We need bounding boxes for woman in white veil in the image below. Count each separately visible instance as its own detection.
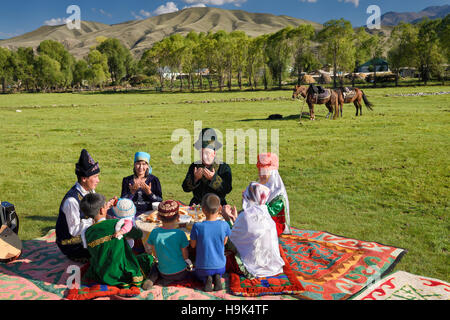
[257,153,291,236]
[223,182,284,278]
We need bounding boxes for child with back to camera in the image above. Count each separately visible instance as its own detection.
[190,193,231,292]
[143,200,193,289]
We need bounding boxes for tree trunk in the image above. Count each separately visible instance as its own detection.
[333,46,337,89]
[373,63,377,88]
[238,70,242,90]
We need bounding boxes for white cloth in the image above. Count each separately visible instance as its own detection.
[230,204,284,278]
[114,217,136,248]
[81,217,106,249]
[62,182,94,237]
[262,170,291,234]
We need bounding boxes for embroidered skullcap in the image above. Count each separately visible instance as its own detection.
[256,153,279,173]
[75,149,100,178]
[112,198,136,219]
[158,200,179,217]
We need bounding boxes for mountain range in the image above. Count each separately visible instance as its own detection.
[380,5,449,26]
[0,7,321,59]
[0,5,448,59]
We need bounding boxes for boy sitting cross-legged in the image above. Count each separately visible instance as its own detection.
[142,200,193,289]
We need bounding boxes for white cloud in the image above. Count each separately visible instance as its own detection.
[99,9,113,18]
[183,0,247,7]
[338,0,359,8]
[183,3,207,9]
[140,9,152,18]
[44,17,70,26]
[154,2,180,16]
[300,0,318,3]
[131,9,152,20]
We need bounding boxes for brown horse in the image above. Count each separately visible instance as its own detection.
[336,87,374,116]
[292,85,340,120]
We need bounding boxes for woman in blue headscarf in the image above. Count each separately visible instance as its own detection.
[121,152,163,216]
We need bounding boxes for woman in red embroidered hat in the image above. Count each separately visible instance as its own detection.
[256,153,291,236]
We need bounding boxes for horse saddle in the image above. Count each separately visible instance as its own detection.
[341,87,356,100]
[309,85,330,100]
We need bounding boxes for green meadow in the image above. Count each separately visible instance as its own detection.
[0,86,449,281]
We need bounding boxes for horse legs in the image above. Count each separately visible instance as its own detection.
[308,103,315,120]
[354,101,359,116]
[325,101,333,119]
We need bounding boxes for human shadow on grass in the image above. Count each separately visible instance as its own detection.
[239,113,324,122]
[26,215,57,237]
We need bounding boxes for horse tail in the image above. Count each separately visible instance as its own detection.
[362,91,374,110]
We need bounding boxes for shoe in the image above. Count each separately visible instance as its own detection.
[204,276,213,292]
[142,279,153,290]
[213,274,222,291]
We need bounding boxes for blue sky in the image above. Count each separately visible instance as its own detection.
[0,0,448,39]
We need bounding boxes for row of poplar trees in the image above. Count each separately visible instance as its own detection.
[0,16,448,93]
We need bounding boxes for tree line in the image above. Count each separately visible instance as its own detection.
[0,15,448,93]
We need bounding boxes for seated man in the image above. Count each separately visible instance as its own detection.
[56,149,106,262]
[182,128,232,206]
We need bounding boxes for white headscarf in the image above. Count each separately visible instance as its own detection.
[262,169,291,234]
[230,182,285,277]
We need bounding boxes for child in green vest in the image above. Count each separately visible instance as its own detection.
[79,193,153,288]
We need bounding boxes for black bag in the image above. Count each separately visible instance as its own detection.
[1,202,19,234]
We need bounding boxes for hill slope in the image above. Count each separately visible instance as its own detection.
[0,7,322,58]
[381,5,450,26]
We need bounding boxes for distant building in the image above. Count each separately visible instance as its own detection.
[358,58,390,73]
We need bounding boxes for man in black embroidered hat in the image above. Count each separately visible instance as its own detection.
[56,149,108,262]
[182,128,232,206]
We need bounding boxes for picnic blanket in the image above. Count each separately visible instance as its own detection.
[3,227,437,301]
[0,229,297,300]
[228,244,305,297]
[279,229,407,300]
[352,271,450,300]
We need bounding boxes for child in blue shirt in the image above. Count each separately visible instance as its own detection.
[190,193,231,292]
[143,200,193,289]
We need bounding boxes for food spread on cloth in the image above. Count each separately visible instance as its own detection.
[135,204,223,237]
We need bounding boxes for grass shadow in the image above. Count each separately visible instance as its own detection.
[26,216,57,236]
[239,113,326,122]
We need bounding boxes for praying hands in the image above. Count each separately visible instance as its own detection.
[194,167,216,182]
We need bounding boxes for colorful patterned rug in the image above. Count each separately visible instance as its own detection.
[0,229,297,300]
[228,245,305,297]
[351,271,450,300]
[279,229,407,300]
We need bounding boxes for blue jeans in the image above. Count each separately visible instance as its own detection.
[194,267,226,283]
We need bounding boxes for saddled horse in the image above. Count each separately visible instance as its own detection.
[292,85,340,120]
[336,87,374,116]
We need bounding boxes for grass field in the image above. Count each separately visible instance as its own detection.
[0,86,449,282]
